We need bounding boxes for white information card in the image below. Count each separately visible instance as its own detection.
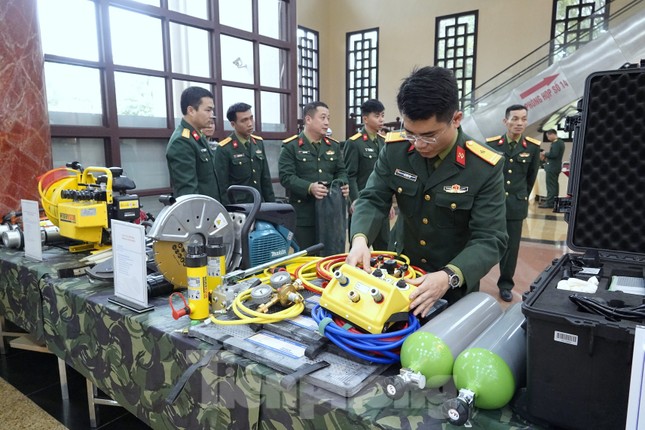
[21,199,42,261]
[109,220,152,312]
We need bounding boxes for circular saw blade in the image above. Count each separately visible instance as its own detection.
[148,194,236,289]
[152,241,189,288]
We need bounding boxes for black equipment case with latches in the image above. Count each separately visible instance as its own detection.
[521,64,645,430]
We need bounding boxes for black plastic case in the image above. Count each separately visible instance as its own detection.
[521,65,645,430]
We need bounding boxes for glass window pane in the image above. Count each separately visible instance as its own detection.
[169,0,208,19]
[44,63,103,126]
[222,86,254,131]
[51,138,105,168]
[130,0,159,6]
[115,72,167,128]
[110,7,163,71]
[259,0,287,40]
[221,35,254,84]
[260,45,287,89]
[170,23,210,77]
[171,80,213,128]
[120,139,169,189]
[37,0,98,61]
[219,0,252,32]
[260,91,287,132]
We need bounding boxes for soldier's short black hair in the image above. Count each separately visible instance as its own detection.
[180,87,214,115]
[226,102,252,122]
[303,101,329,119]
[505,104,528,118]
[546,128,558,135]
[361,99,385,116]
[397,66,458,123]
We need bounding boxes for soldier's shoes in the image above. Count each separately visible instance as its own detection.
[499,289,513,302]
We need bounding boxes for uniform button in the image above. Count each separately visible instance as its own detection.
[369,155,373,159]
[508,169,512,174]
[422,218,428,224]
[505,192,509,196]
[330,158,334,161]
[450,203,457,210]
[318,158,321,161]
[421,258,427,264]
[302,158,307,162]
[253,180,257,184]
[397,187,403,193]
[509,159,514,163]
[318,169,322,173]
[419,240,426,246]
[506,180,511,185]
[253,169,256,173]
[524,196,527,200]
[297,199,302,203]
[424,194,431,201]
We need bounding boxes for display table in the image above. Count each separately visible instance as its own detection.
[530,169,569,203]
[0,246,541,429]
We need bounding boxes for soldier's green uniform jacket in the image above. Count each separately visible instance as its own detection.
[343,128,385,203]
[351,128,508,296]
[214,131,276,205]
[278,132,348,228]
[543,137,565,174]
[486,134,541,220]
[166,119,221,201]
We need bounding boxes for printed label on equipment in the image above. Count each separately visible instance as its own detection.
[214,213,229,230]
[286,315,318,330]
[247,332,306,358]
[554,330,578,346]
[81,208,97,217]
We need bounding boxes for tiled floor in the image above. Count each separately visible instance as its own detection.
[0,200,569,429]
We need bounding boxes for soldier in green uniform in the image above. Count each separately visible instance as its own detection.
[214,102,276,204]
[279,101,349,249]
[347,67,508,317]
[539,129,566,208]
[166,87,221,201]
[486,104,541,302]
[343,99,393,251]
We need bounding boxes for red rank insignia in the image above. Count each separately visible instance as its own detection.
[407,143,415,152]
[233,140,238,149]
[497,139,504,146]
[363,134,368,141]
[251,137,257,145]
[522,139,527,148]
[324,137,331,145]
[192,130,200,141]
[298,138,304,147]
[456,146,466,166]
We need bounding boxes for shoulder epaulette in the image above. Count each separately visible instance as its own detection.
[486,135,502,143]
[349,132,362,141]
[466,140,502,166]
[525,136,541,146]
[282,135,298,144]
[385,131,407,143]
[219,136,232,147]
[181,128,190,139]
[327,136,339,143]
[251,134,263,141]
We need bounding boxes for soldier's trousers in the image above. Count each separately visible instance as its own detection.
[498,219,523,291]
[545,170,560,206]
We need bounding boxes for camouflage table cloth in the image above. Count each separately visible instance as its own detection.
[0,247,543,429]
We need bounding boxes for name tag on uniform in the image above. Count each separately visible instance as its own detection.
[395,169,417,182]
[233,153,245,159]
[519,152,531,157]
[326,150,335,155]
[200,148,207,153]
[255,149,262,155]
[364,148,375,153]
[297,150,310,155]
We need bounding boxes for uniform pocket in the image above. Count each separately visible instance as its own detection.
[432,192,474,229]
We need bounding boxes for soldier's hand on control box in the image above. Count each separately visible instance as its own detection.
[407,272,451,318]
[345,235,371,272]
[309,182,329,199]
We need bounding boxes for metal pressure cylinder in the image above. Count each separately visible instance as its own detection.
[399,292,503,388]
[206,236,227,311]
[185,244,209,320]
[444,302,526,425]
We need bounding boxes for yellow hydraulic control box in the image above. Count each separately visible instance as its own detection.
[320,263,416,334]
[57,201,108,244]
